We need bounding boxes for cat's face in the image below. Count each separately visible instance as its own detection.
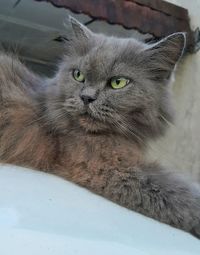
[47,17,185,143]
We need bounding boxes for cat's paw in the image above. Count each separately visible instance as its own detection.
[190,221,200,239]
[187,197,200,239]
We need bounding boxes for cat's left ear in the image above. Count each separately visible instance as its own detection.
[144,32,186,81]
[68,16,93,41]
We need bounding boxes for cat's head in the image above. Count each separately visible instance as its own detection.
[46,17,185,143]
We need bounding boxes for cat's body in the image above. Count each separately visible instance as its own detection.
[0,18,200,238]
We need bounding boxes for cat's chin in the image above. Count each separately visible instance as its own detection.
[78,115,110,133]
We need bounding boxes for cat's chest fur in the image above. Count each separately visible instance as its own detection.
[55,132,142,186]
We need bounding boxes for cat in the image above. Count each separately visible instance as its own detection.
[0,17,200,238]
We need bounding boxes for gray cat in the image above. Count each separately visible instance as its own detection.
[0,17,200,238]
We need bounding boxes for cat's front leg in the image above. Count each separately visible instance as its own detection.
[101,163,200,238]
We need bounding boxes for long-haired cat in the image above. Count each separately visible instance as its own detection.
[0,17,200,238]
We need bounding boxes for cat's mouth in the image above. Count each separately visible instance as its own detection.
[78,112,109,133]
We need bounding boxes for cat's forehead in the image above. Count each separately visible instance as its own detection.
[80,36,145,77]
[90,36,144,61]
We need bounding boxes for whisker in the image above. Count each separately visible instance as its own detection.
[110,111,144,144]
[159,114,174,128]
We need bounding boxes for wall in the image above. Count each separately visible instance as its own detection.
[147,0,200,181]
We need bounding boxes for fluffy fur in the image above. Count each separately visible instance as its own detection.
[0,17,200,238]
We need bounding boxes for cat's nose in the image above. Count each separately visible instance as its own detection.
[80,94,96,105]
[80,87,98,105]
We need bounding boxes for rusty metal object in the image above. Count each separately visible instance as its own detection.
[35,0,199,53]
[132,0,188,19]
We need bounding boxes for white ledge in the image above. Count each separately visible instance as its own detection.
[0,164,200,255]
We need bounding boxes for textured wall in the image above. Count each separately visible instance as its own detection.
[147,0,200,181]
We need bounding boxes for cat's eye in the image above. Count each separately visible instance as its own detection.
[73,69,85,82]
[110,77,130,89]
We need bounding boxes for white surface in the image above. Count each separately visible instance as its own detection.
[0,164,200,255]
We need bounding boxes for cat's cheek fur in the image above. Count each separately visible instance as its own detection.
[63,98,85,115]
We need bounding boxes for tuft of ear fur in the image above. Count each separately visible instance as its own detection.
[144,32,186,81]
[63,16,95,56]
[68,16,93,40]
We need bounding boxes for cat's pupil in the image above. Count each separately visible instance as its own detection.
[77,71,80,77]
[116,79,120,85]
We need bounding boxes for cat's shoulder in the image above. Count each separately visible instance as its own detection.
[0,52,46,96]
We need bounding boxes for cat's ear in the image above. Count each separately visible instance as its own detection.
[68,16,93,41]
[144,32,186,81]
[64,16,95,55]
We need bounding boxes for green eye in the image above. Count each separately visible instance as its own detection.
[73,69,85,82]
[110,77,130,89]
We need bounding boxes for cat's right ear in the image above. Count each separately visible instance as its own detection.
[64,16,94,55]
[66,16,93,41]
